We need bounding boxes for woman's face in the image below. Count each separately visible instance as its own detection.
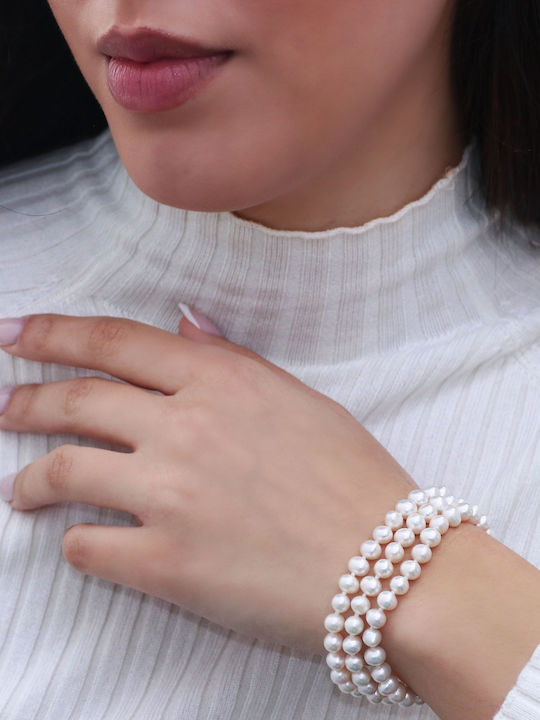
[47,0,455,218]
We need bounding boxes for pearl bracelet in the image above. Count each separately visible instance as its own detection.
[323,485,490,706]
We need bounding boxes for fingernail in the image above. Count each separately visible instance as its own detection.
[0,387,14,414]
[0,473,16,502]
[0,317,27,346]
[178,303,224,337]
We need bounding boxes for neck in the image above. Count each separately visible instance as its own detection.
[233,16,464,232]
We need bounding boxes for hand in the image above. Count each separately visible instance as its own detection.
[0,312,419,655]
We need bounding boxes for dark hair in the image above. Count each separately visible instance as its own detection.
[2,1,540,232]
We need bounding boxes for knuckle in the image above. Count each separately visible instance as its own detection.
[46,446,76,493]
[63,377,94,418]
[62,527,91,572]
[87,317,131,361]
[8,383,41,423]
[18,314,56,354]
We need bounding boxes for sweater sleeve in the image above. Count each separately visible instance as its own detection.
[493,643,540,719]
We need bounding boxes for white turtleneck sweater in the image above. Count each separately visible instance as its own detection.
[0,129,539,720]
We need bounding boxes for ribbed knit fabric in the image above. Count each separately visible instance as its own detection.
[0,129,539,720]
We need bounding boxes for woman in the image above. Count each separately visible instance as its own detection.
[0,1,539,718]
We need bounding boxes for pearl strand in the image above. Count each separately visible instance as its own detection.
[323,485,490,706]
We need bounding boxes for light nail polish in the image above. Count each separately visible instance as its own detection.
[178,303,224,337]
[0,473,16,503]
[0,317,27,346]
[0,387,14,414]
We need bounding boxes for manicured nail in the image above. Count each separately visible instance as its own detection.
[0,317,27,346]
[0,387,14,414]
[178,303,224,337]
[0,473,16,502]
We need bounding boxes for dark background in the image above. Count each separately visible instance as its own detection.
[0,1,107,167]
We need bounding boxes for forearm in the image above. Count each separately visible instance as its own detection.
[382,522,540,720]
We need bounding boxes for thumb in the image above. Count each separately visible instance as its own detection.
[176,302,293,378]
[178,302,225,338]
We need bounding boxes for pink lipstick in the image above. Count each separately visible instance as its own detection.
[97,26,233,112]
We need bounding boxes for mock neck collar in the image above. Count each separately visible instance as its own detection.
[101,135,498,364]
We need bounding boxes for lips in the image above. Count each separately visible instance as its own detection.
[97,26,233,111]
[97,26,231,63]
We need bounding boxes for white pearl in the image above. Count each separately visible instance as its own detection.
[330,669,349,685]
[367,691,384,703]
[477,515,489,530]
[385,510,404,530]
[348,555,370,576]
[326,651,346,670]
[351,668,372,686]
[469,504,481,523]
[394,528,415,547]
[324,632,342,652]
[377,590,398,610]
[420,527,441,547]
[344,614,364,635]
[390,574,409,595]
[360,575,382,596]
[366,608,387,628]
[395,499,416,516]
[418,503,437,520]
[362,628,381,647]
[424,486,439,498]
[357,681,377,695]
[324,613,345,633]
[429,515,449,534]
[364,646,386,666]
[408,489,427,505]
[338,681,355,693]
[443,506,462,527]
[342,635,362,655]
[431,496,446,512]
[378,676,399,696]
[371,662,392,682]
[384,541,405,563]
[411,543,432,564]
[372,525,393,544]
[400,559,422,580]
[360,539,382,559]
[457,502,472,520]
[443,494,456,506]
[438,486,448,496]
[406,512,427,534]
[401,690,415,706]
[331,592,350,613]
[390,683,407,702]
[373,558,394,578]
[345,654,364,672]
[351,594,371,615]
[338,573,360,594]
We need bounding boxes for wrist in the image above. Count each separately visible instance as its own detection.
[382,522,540,720]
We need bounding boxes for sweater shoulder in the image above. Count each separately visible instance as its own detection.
[0,129,133,315]
[0,129,119,215]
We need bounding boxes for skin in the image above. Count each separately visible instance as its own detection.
[1,2,537,718]
[46,0,463,230]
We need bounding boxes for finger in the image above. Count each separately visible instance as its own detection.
[62,523,154,590]
[11,444,145,519]
[0,378,160,449]
[0,314,208,394]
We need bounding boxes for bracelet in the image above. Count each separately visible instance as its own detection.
[323,485,490,706]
